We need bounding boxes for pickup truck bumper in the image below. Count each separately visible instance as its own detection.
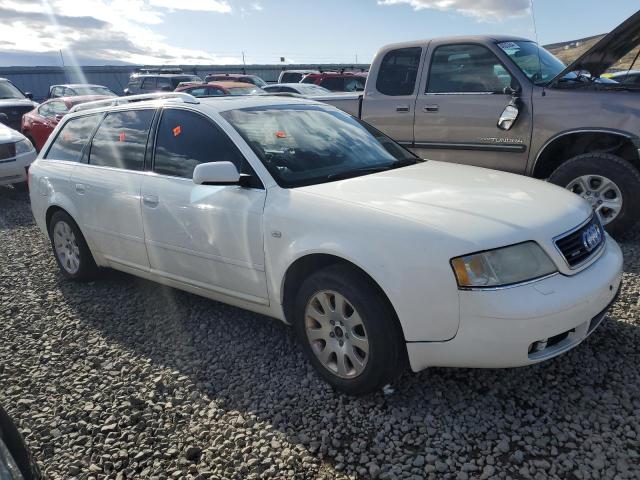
[406,237,623,371]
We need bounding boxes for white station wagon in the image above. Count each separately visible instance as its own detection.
[29,93,623,394]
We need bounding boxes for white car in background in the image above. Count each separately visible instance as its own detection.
[28,93,623,394]
[0,122,36,190]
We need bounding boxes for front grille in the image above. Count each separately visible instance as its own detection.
[0,142,16,161]
[554,215,605,268]
[0,105,33,130]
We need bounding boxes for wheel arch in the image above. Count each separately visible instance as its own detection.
[532,129,640,179]
[281,253,407,341]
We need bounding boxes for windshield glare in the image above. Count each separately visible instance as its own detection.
[498,41,567,85]
[0,81,26,100]
[220,105,418,188]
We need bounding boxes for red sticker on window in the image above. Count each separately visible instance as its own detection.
[119,131,126,142]
[275,131,287,138]
[173,125,182,137]
[63,132,71,141]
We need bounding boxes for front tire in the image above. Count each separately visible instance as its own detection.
[293,264,405,395]
[548,152,640,237]
[48,211,98,280]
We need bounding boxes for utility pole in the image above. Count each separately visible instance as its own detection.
[242,51,246,73]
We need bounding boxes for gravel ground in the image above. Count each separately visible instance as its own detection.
[1,186,639,480]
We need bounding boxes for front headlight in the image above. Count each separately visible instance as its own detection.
[451,241,557,289]
[15,138,35,155]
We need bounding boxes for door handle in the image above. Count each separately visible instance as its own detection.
[142,194,159,207]
[423,105,439,112]
[396,105,410,113]
[74,183,86,194]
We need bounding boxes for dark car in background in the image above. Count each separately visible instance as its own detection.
[21,95,111,151]
[175,81,263,97]
[0,406,41,479]
[0,78,38,131]
[301,71,368,92]
[203,73,267,88]
[124,73,202,95]
[48,84,117,98]
[262,83,331,95]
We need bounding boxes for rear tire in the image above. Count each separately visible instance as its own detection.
[48,210,98,280]
[548,152,640,237]
[293,264,405,395]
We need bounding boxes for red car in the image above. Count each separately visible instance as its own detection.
[21,95,109,152]
[301,72,368,92]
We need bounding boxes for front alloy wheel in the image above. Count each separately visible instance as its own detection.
[305,290,369,379]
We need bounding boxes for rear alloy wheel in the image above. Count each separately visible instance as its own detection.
[549,152,640,237]
[293,264,405,395]
[48,210,98,280]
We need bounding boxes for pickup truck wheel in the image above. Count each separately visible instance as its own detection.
[548,152,640,237]
[48,211,98,281]
[293,264,404,395]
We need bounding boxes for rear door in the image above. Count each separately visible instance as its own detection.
[70,108,155,271]
[360,46,424,145]
[413,42,533,172]
[141,107,268,303]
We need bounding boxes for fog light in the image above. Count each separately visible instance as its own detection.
[529,339,548,353]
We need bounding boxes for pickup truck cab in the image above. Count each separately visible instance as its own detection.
[321,11,640,235]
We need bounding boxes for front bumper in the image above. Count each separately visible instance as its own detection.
[0,150,36,186]
[407,237,623,371]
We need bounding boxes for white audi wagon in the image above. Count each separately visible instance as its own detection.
[29,93,623,394]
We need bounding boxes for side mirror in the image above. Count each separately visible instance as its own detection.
[0,113,8,125]
[193,161,241,185]
[497,94,521,131]
[24,92,33,99]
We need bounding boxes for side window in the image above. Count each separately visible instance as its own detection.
[49,101,69,116]
[63,88,75,96]
[51,86,62,98]
[344,77,365,92]
[301,76,316,84]
[141,77,156,90]
[38,103,53,118]
[157,77,172,90]
[88,109,154,170]
[207,87,225,96]
[153,109,244,179]
[187,87,207,97]
[44,114,102,162]
[427,44,513,94]
[320,77,344,91]
[376,47,422,96]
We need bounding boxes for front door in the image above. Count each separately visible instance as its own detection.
[413,42,532,173]
[141,107,268,304]
[71,108,155,271]
[360,46,425,144]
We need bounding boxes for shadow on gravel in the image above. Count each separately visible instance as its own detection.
[52,241,640,476]
[0,187,34,229]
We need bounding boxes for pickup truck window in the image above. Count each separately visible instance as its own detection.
[376,47,422,96]
[498,41,566,85]
[427,44,512,94]
[221,104,419,188]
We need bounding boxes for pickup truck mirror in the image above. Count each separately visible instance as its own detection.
[497,95,521,130]
[193,161,241,185]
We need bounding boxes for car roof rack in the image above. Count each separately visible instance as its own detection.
[69,92,199,113]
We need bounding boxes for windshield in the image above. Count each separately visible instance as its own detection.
[220,104,419,188]
[0,80,26,100]
[228,86,264,95]
[72,86,116,96]
[498,41,567,85]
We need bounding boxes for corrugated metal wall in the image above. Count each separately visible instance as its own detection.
[0,64,370,101]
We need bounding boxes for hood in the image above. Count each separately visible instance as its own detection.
[550,10,640,84]
[0,122,26,144]
[298,161,592,249]
[0,97,38,108]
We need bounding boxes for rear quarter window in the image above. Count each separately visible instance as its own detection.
[44,113,103,162]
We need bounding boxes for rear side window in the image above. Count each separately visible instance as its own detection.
[153,109,245,179]
[44,114,102,162]
[207,87,225,96]
[88,109,154,171]
[376,47,422,96]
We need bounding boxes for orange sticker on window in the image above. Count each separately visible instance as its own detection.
[173,125,182,137]
[63,132,71,141]
[119,131,126,142]
[275,131,287,138]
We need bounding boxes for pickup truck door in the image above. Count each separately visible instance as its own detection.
[413,42,532,173]
[360,46,426,144]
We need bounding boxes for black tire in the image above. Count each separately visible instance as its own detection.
[548,152,640,237]
[12,181,28,192]
[293,264,405,395]
[48,210,98,280]
[0,406,42,480]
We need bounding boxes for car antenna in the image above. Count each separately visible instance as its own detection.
[530,0,545,95]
